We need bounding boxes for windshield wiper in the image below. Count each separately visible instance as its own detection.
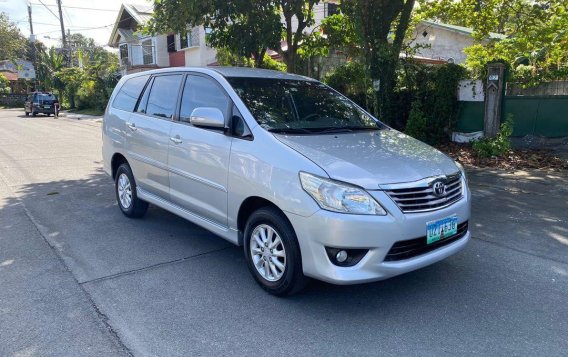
[313,126,380,134]
[267,128,314,134]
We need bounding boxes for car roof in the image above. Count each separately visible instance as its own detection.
[125,66,317,82]
[210,67,316,81]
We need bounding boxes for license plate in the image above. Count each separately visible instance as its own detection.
[427,215,458,244]
[44,105,51,109]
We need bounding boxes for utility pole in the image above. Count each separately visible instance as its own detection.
[28,4,34,35]
[28,3,37,90]
[56,0,68,65]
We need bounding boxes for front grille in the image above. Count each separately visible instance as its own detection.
[384,173,463,213]
[384,221,469,262]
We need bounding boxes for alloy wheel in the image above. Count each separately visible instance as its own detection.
[250,224,287,282]
[117,173,132,209]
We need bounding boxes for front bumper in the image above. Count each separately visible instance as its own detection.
[286,187,471,285]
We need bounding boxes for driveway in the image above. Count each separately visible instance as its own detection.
[0,108,566,356]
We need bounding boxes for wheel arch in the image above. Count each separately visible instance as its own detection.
[236,196,290,246]
[111,153,128,180]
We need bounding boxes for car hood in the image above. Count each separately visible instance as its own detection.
[275,129,459,189]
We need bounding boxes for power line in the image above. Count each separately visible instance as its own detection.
[30,3,119,12]
[36,0,61,21]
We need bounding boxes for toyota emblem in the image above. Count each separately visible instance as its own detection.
[432,181,447,197]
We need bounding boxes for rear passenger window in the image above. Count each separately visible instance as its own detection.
[145,75,183,119]
[112,75,149,112]
[180,75,230,123]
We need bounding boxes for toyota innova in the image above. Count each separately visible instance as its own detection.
[102,67,471,295]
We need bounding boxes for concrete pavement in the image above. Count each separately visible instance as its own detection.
[0,108,567,356]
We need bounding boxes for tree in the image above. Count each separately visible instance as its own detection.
[206,1,282,68]
[36,47,65,93]
[0,12,28,60]
[146,0,282,68]
[279,0,318,72]
[341,0,416,124]
[0,72,10,93]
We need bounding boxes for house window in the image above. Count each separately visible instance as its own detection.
[324,2,339,17]
[179,32,189,49]
[179,27,200,49]
[119,43,129,63]
[141,39,154,65]
[167,34,176,53]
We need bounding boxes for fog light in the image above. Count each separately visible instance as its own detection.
[336,250,348,263]
[325,247,368,267]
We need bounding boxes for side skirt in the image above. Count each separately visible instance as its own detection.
[137,187,239,245]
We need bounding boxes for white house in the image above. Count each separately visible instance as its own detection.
[108,4,216,75]
[409,20,506,64]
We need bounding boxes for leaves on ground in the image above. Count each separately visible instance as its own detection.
[437,142,568,171]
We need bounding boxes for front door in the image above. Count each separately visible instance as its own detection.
[127,74,183,199]
[168,74,233,226]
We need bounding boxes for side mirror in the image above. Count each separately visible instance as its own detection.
[189,107,225,128]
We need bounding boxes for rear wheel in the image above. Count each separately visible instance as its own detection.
[244,207,308,296]
[31,112,36,117]
[115,163,148,218]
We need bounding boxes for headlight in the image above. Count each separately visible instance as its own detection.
[299,172,387,215]
[455,162,468,183]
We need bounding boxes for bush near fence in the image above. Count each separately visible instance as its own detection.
[0,94,26,107]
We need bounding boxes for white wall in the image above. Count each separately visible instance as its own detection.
[183,26,217,66]
[408,23,474,64]
[458,80,484,102]
[154,35,170,67]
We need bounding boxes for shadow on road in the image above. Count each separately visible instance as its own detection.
[1,168,567,355]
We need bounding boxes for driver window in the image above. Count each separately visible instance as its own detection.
[180,75,230,123]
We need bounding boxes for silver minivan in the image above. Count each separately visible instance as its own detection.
[102,67,471,295]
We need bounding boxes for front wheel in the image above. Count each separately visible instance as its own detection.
[115,163,148,218]
[244,207,308,296]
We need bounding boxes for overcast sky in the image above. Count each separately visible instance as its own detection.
[0,0,152,49]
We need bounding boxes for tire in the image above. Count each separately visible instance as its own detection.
[31,112,37,117]
[46,113,51,117]
[244,207,308,296]
[115,163,148,218]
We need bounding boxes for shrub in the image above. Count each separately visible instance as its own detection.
[402,63,467,144]
[404,101,429,142]
[472,116,514,158]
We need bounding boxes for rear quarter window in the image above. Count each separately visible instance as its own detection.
[112,75,150,112]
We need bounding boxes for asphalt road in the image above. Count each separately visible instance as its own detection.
[0,108,567,356]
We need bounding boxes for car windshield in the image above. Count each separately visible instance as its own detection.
[36,94,57,103]
[227,77,383,133]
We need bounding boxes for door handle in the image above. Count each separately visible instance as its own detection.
[170,136,182,144]
[126,122,137,131]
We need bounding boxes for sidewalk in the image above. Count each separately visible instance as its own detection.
[58,111,103,122]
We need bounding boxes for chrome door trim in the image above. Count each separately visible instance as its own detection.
[128,151,228,192]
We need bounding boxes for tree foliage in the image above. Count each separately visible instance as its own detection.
[0,12,28,60]
[146,0,282,68]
